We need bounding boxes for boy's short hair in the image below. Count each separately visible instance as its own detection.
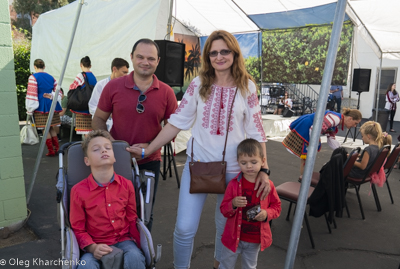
[82,130,112,157]
[237,138,264,159]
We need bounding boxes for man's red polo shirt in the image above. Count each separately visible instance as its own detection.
[98,72,178,164]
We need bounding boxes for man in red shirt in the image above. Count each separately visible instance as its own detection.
[93,39,178,231]
[70,130,145,268]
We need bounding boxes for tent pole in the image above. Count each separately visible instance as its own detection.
[259,31,263,105]
[348,29,356,99]
[283,0,347,268]
[374,52,383,122]
[26,0,85,205]
[166,0,174,41]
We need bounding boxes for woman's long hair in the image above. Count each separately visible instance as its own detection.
[386,83,397,95]
[199,30,255,101]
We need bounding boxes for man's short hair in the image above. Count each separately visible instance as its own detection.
[82,130,112,157]
[111,58,129,72]
[131,38,160,58]
[237,138,264,160]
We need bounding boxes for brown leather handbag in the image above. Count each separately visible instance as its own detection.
[189,89,238,194]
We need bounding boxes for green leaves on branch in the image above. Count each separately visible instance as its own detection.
[262,21,353,85]
[13,27,31,121]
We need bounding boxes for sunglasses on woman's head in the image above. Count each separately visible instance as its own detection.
[208,49,232,57]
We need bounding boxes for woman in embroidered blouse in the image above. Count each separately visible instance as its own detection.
[385,83,399,132]
[25,59,62,156]
[282,108,362,175]
[127,30,271,269]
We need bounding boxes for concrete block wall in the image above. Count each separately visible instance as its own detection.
[0,0,27,228]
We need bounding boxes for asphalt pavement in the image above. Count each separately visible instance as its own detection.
[1,121,400,269]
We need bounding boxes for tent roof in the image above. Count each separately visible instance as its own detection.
[173,0,400,59]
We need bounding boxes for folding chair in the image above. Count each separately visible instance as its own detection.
[56,141,161,269]
[383,143,400,204]
[276,182,316,248]
[345,145,390,220]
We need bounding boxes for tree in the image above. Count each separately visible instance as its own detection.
[12,0,74,33]
[12,27,32,121]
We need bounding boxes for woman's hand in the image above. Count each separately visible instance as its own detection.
[255,172,271,200]
[43,93,52,99]
[126,143,149,160]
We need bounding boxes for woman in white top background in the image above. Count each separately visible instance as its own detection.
[127,30,271,269]
[385,83,399,132]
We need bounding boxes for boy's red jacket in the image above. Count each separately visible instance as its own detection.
[220,173,281,252]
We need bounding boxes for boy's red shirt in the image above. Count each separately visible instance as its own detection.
[70,172,140,250]
[220,172,281,252]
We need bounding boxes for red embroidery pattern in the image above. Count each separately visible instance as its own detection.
[247,92,259,108]
[69,75,83,90]
[202,86,215,129]
[186,80,196,96]
[26,76,38,100]
[175,98,188,113]
[227,88,236,132]
[210,86,226,135]
[253,111,266,141]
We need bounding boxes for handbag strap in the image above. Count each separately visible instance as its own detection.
[191,88,238,163]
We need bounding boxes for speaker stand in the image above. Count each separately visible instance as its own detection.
[161,142,180,188]
[344,92,362,143]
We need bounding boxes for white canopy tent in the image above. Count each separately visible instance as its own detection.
[31,0,169,88]
[31,0,400,116]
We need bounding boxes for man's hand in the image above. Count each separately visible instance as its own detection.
[232,196,247,208]
[255,172,271,200]
[86,243,113,260]
[254,209,268,222]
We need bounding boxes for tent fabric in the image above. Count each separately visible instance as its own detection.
[31,0,400,88]
[249,3,350,30]
[31,0,167,88]
[347,0,400,60]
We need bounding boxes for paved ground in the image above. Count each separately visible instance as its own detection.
[1,120,400,269]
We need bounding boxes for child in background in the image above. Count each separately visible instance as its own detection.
[70,130,145,269]
[349,121,383,179]
[219,139,281,269]
[382,132,392,157]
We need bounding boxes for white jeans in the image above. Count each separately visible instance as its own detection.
[173,157,237,269]
[219,241,260,269]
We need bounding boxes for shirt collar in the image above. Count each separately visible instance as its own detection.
[88,172,120,190]
[125,71,160,91]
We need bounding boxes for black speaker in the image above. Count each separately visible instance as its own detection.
[154,40,185,87]
[352,69,371,92]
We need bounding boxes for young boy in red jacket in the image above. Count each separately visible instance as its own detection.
[70,130,145,268]
[219,138,281,269]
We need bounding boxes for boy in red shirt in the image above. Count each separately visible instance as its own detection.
[70,130,145,268]
[219,138,281,269]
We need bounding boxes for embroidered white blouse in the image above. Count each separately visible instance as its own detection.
[168,77,267,173]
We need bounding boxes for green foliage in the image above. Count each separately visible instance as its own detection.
[13,28,31,121]
[12,0,74,33]
[262,21,353,85]
[245,56,261,86]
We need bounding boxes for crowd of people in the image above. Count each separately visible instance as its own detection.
[25,30,399,269]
